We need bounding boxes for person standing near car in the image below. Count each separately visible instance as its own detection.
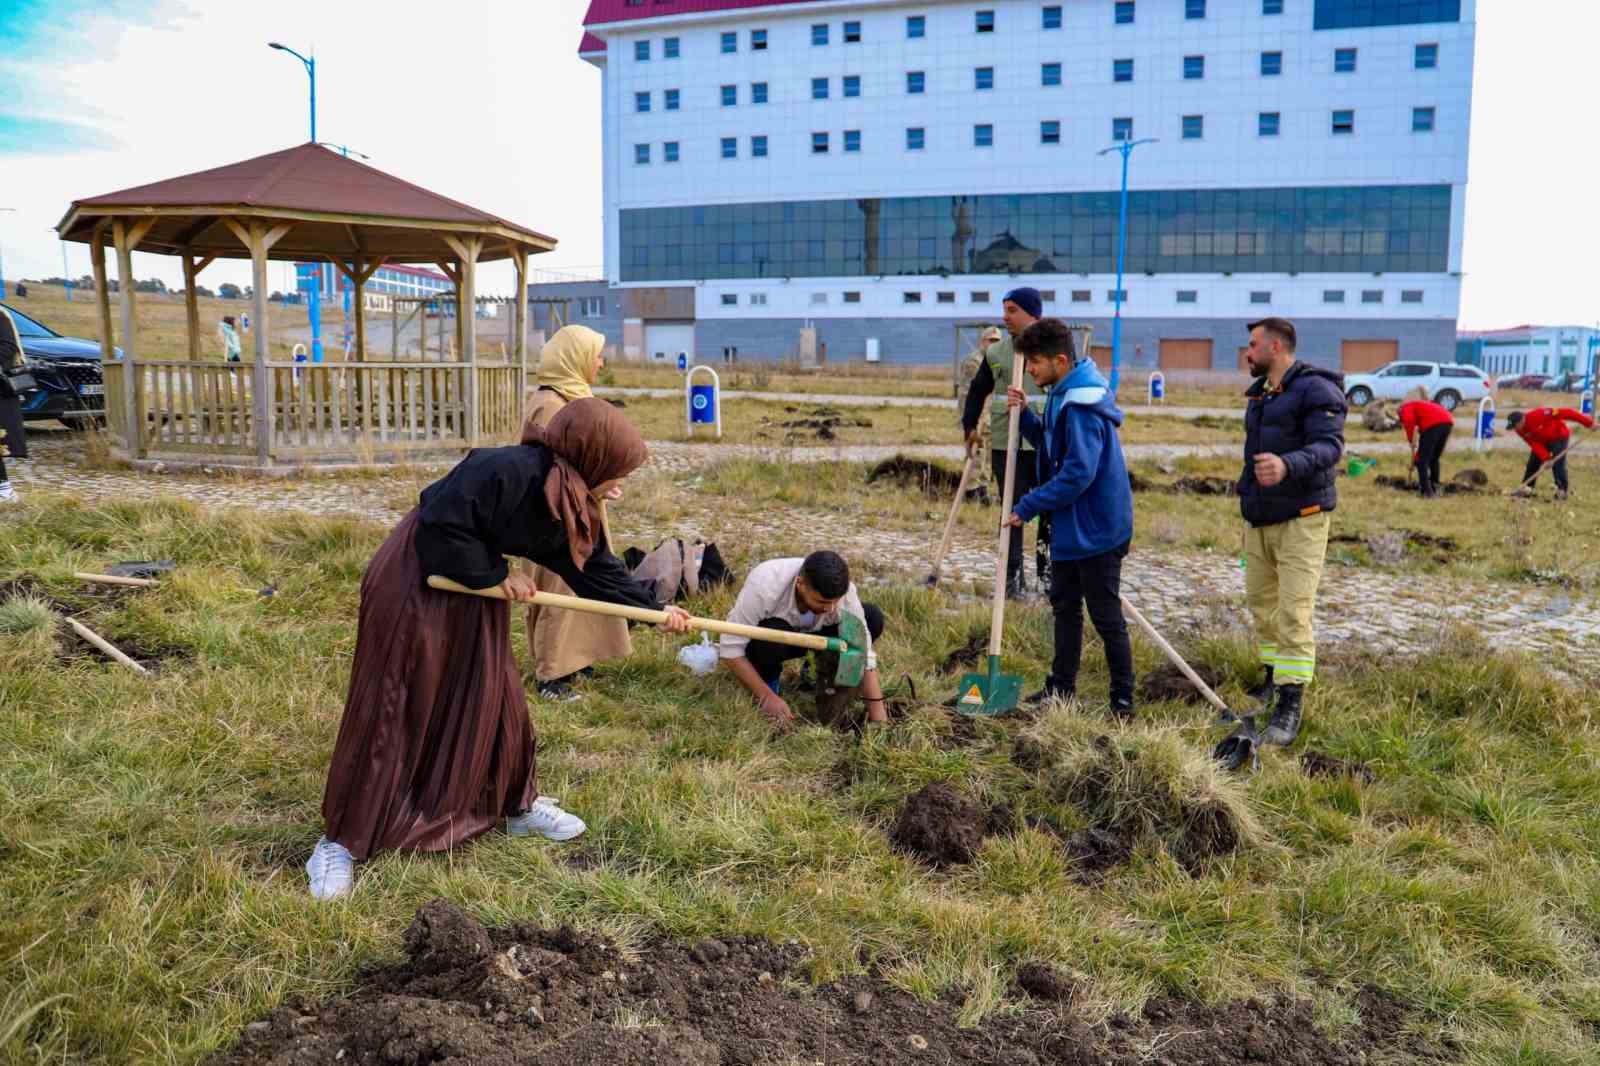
[0,304,28,503]
[1398,386,1454,498]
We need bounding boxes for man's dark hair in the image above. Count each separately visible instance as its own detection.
[1247,317,1297,353]
[801,550,850,599]
[223,315,236,327]
[1507,410,1525,428]
[1014,317,1077,362]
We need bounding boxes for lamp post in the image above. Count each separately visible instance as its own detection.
[1096,137,1156,395]
[269,41,321,360]
[315,144,369,355]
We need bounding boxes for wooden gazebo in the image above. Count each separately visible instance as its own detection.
[56,143,556,470]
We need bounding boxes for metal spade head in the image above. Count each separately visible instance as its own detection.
[830,611,868,688]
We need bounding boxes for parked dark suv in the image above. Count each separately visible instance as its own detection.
[3,301,114,429]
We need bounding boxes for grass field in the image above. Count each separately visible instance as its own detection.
[4,480,1600,1063]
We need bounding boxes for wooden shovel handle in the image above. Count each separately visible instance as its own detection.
[74,572,158,588]
[989,356,1029,657]
[927,448,977,584]
[65,617,150,675]
[425,575,840,653]
[1119,595,1229,715]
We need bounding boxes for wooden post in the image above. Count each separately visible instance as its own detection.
[225,218,292,468]
[182,254,200,360]
[460,240,480,445]
[512,248,528,373]
[90,226,113,363]
[113,218,155,457]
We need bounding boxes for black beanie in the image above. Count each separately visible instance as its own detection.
[1003,286,1043,320]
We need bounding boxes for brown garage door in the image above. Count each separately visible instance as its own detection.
[1159,338,1214,370]
[1090,345,1112,367]
[1238,346,1251,371]
[1341,339,1399,373]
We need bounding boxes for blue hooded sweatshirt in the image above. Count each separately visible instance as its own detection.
[1012,359,1134,561]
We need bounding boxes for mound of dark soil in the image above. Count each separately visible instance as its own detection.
[890,782,988,866]
[1064,826,1134,881]
[1011,736,1054,773]
[1329,528,1458,563]
[939,630,987,672]
[1451,468,1489,488]
[1137,661,1226,705]
[1300,750,1377,785]
[1169,475,1236,496]
[1373,474,1484,496]
[210,900,1447,1066]
[766,406,873,441]
[867,456,964,497]
[1127,471,1158,493]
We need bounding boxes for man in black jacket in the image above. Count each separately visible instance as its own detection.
[1237,317,1346,746]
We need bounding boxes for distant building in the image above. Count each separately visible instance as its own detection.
[295,262,453,300]
[1456,325,1600,379]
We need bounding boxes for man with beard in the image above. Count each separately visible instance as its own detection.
[1236,318,1347,747]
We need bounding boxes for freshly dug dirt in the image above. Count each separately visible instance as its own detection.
[1452,467,1489,487]
[766,406,873,441]
[1137,661,1226,705]
[1329,528,1459,564]
[1011,736,1054,773]
[1127,471,1159,493]
[1063,826,1134,880]
[1169,475,1236,496]
[1373,474,1484,496]
[1300,750,1377,785]
[939,629,987,673]
[210,900,1450,1066]
[889,782,988,866]
[867,456,964,497]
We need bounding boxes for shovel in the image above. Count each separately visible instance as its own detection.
[956,353,1028,716]
[426,575,868,688]
[925,445,978,588]
[1507,430,1588,496]
[1119,596,1235,723]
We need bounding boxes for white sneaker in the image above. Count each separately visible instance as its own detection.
[0,481,17,504]
[305,836,355,900]
[507,797,586,841]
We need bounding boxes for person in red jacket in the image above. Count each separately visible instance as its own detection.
[1507,406,1595,499]
[1398,387,1455,497]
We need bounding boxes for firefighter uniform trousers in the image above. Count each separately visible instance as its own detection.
[1244,510,1331,686]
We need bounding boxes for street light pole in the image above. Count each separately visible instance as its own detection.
[1097,137,1156,395]
[269,41,321,359]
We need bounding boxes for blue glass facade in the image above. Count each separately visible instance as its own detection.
[618,185,1451,282]
[1313,0,1460,30]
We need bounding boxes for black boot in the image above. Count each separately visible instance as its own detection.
[1247,664,1275,705]
[1109,695,1135,722]
[1024,681,1073,707]
[1262,684,1303,747]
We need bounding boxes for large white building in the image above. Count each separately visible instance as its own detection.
[561,0,1476,371]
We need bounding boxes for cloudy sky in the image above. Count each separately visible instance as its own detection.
[0,0,1592,330]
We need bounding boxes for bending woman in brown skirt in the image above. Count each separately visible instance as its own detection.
[522,325,633,701]
[307,398,691,900]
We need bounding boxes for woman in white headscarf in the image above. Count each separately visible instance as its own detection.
[520,326,633,699]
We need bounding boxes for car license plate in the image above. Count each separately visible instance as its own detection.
[79,383,105,396]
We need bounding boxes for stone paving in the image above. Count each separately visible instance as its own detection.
[8,428,1598,671]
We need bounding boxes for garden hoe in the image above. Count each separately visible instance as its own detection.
[925,444,978,588]
[427,576,868,689]
[955,353,1027,716]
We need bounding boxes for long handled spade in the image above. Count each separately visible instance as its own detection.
[1507,430,1588,496]
[426,575,869,689]
[925,445,978,588]
[956,354,1028,716]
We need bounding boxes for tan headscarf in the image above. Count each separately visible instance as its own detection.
[522,397,648,569]
[536,325,606,401]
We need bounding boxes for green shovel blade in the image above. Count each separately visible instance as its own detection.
[955,654,1023,717]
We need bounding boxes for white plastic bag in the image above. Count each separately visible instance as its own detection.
[677,632,718,676]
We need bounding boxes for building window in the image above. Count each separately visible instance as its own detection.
[721,84,737,106]
[1314,0,1463,30]
[1187,0,1206,17]
[752,82,768,104]
[810,292,828,305]
[1043,5,1062,28]
[663,36,679,58]
[906,71,925,93]
[1042,62,1062,86]
[721,31,736,54]
[1259,111,1280,136]
[974,123,993,147]
[635,91,651,112]
[1184,55,1205,79]
[976,10,995,32]
[1039,290,1056,302]
[750,293,767,306]
[907,15,925,38]
[1412,106,1435,132]
[975,66,994,90]
[1182,115,1203,139]
[721,137,737,159]
[844,20,861,42]
[1362,289,1384,304]
[634,143,650,164]
[812,23,829,45]
[721,293,738,306]
[1332,109,1355,134]
[1323,289,1345,303]
[1177,289,1198,303]
[1112,116,1133,141]
[1115,0,1135,24]
[812,131,830,154]
[751,28,767,50]
[1415,43,1438,69]
[1113,58,1133,82]
[906,126,925,150]
[843,75,860,97]
[1072,290,1092,303]
[1334,47,1357,73]
[1108,289,1127,302]
[971,291,990,303]
[844,129,861,152]
[579,297,604,317]
[1261,51,1282,76]
[1401,289,1424,304]
[903,291,922,304]
[937,291,956,304]
[1041,120,1061,144]
[664,89,680,110]
[634,40,650,61]
[812,77,829,100]
[844,291,862,303]
[1263,0,1283,12]
[1250,291,1271,304]
[664,141,679,163]
[751,135,768,157]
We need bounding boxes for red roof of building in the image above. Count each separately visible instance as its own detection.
[385,263,450,281]
[579,31,606,53]
[583,1,813,27]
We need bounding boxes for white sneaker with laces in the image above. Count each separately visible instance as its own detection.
[507,797,586,841]
[306,836,355,900]
[0,481,18,504]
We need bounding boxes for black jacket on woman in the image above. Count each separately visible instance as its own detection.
[1237,362,1348,527]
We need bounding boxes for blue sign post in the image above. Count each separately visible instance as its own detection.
[1474,395,1495,452]
[686,365,722,438]
[676,352,688,372]
[1147,371,1165,405]
[295,263,325,362]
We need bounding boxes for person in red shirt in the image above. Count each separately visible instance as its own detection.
[1398,387,1455,497]
[1507,406,1595,499]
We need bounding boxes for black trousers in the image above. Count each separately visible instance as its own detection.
[991,449,1051,589]
[744,603,886,686]
[1047,543,1134,704]
[0,396,27,482]
[1524,436,1570,492]
[1414,423,1451,497]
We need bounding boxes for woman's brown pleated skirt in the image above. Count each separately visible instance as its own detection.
[321,511,536,860]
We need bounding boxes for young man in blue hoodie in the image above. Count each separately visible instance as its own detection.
[1004,318,1136,717]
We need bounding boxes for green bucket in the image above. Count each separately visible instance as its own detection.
[1346,455,1377,477]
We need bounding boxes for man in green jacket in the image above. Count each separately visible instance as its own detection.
[960,287,1047,598]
